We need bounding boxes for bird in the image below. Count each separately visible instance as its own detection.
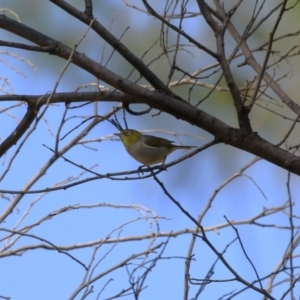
[114,129,196,166]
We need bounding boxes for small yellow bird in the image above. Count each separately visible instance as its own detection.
[114,129,196,166]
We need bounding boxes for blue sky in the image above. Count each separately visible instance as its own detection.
[1,1,300,299]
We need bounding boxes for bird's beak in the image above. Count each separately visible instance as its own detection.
[114,133,121,137]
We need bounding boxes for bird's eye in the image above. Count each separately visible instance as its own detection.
[124,130,131,136]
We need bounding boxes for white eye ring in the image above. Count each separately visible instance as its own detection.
[124,130,131,136]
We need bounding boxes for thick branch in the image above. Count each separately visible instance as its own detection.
[0,103,38,157]
[50,0,177,97]
[212,1,300,116]
[1,15,300,175]
[197,0,252,134]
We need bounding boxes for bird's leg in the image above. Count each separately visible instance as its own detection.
[159,157,168,171]
[137,164,149,176]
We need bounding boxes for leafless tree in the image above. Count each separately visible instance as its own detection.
[0,1,300,299]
